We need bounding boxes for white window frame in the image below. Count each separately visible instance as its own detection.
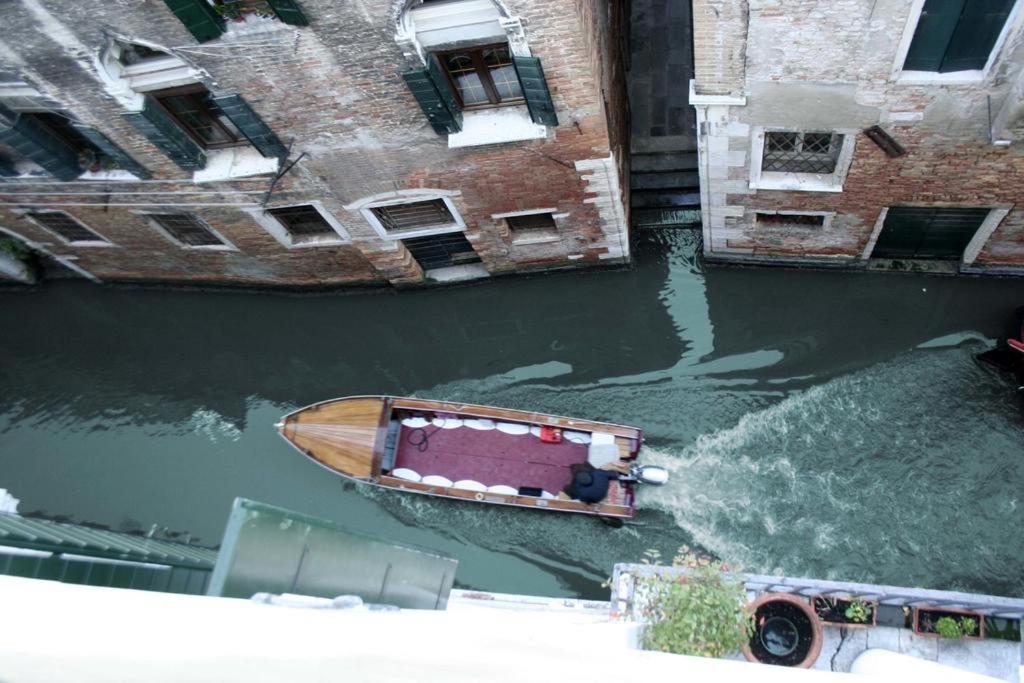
[358,195,467,241]
[749,127,857,193]
[492,207,565,245]
[134,210,237,251]
[243,201,351,249]
[16,209,114,247]
[891,0,1024,85]
[752,210,835,231]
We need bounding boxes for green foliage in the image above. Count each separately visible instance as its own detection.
[844,599,872,624]
[0,238,29,261]
[640,547,753,658]
[934,615,978,639]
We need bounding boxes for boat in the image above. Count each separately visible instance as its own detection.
[276,396,668,520]
[976,305,1024,395]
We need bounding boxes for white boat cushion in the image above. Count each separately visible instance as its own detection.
[496,422,530,435]
[463,419,496,430]
[529,426,543,438]
[588,442,620,468]
[487,485,518,495]
[401,417,430,428]
[392,468,421,482]
[563,431,591,444]
[432,417,463,429]
[453,479,487,492]
[422,475,454,487]
[540,490,555,499]
[591,431,616,445]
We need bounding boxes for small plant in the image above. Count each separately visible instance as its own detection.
[934,616,978,639]
[638,546,753,659]
[844,599,872,624]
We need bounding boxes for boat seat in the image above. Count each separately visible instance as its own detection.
[496,422,530,435]
[453,479,486,492]
[487,485,518,495]
[463,419,496,430]
[401,417,430,428]
[433,418,463,429]
[588,443,620,468]
[392,468,421,482]
[422,475,454,487]
[563,431,591,444]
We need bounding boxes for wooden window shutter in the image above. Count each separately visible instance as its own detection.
[210,94,287,159]
[0,114,81,180]
[162,0,225,43]
[122,97,207,171]
[266,0,310,26]
[902,0,965,72]
[512,56,558,127]
[70,123,152,179]
[940,0,1015,72]
[402,64,463,135]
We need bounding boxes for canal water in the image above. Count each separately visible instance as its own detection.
[1,230,1022,599]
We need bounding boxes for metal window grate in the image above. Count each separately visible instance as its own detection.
[267,205,334,238]
[372,199,456,233]
[27,211,105,243]
[506,213,556,233]
[150,213,225,247]
[763,131,842,174]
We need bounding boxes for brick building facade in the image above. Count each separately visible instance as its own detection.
[0,0,629,287]
[691,0,1024,275]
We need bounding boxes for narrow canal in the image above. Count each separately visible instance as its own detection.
[1,230,1022,599]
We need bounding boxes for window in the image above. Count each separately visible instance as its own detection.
[902,0,1016,74]
[151,85,245,149]
[750,128,856,193]
[762,132,842,174]
[252,203,350,247]
[26,211,109,245]
[118,43,167,67]
[503,212,560,243]
[755,212,827,229]
[437,45,523,108]
[148,213,231,248]
[371,199,458,233]
[19,113,111,171]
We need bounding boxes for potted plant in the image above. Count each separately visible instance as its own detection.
[812,595,877,628]
[913,607,984,640]
[742,593,823,668]
[638,548,754,659]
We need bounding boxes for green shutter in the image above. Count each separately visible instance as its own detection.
[402,66,462,135]
[0,114,81,181]
[210,94,287,159]
[902,0,965,72]
[123,97,206,171]
[940,0,1015,72]
[512,56,558,127]
[162,0,225,43]
[267,0,309,26]
[70,123,152,179]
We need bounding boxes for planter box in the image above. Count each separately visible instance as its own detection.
[812,595,878,628]
[913,606,985,640]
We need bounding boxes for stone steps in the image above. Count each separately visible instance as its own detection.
[630,151,698,172]
[630,170,700,190]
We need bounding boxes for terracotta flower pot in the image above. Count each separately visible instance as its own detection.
[742,593,823,668]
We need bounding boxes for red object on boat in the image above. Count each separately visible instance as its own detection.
[1009,338,1024,354]
[539,426,563,443]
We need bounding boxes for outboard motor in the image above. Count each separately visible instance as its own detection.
[628,463,669,486]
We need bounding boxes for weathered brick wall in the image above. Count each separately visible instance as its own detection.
[693,0,1024,272]
[0,0,628,286]
[691,0,747,96]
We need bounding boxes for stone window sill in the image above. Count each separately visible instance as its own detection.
[448,106,548,149]
[510,232,560,245]
[895,70,985,86]
[193,147,279,183]
[752,173,843,193]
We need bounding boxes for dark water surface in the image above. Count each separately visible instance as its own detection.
[1,230,1022,599]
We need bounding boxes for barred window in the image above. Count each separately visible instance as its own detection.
[26,211,108,244]
[149,213,227,247]
[371,199,457,233]
[762,132,843,174]
[267,205,335,239]
[755,212,826,228]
